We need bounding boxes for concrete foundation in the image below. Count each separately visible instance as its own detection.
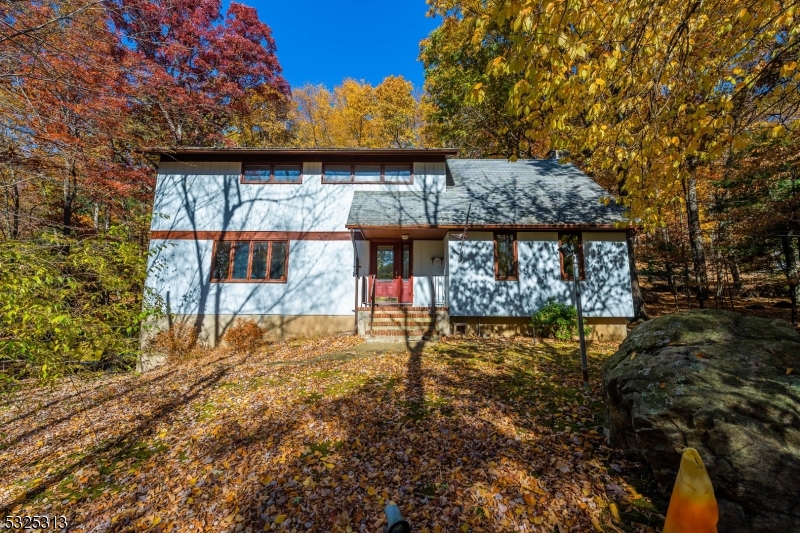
[449,316,628,342]
[150,314,355,345]
[584,317,628,342]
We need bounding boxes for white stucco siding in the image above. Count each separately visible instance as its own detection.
[448,231,633,318]
[147,238,357,317]
[355,240,370,277]
[412,240,446,307]
[151,161,446,233]
[581,232,634,317]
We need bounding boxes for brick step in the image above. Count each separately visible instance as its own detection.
[358,307,448,313]
[369,313,437,319]
[367,336,425,343]
[369,329,432,337]
[371,317,437,325]
[369,324,437,332]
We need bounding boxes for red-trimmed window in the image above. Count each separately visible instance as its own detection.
[494,232,518,280]
[211,241,289,282]
[322,163,413,184]
[242,164,302,184]
[558,232,585,281]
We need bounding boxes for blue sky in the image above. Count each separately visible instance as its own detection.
[248,0,440,91]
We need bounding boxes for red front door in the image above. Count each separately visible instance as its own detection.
[371,241,412,304]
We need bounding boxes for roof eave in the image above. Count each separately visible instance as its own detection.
[346,223,633,231]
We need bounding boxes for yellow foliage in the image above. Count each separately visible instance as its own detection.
[291,76,420,148]
[441,0,800,228]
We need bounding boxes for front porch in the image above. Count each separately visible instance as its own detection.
[351,228,450,340]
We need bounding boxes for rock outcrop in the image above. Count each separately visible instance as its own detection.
[602,310,800,532]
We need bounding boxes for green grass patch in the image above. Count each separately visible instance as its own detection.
[193,401,218,421]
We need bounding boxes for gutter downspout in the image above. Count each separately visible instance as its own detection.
[350,230,359,335]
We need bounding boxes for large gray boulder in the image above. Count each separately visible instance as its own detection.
[602,310,800,532]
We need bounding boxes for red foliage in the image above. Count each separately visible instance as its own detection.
[1,0,289,235]
[107,0,290,145]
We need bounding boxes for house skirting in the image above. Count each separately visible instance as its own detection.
[143,314,353,347]
[584,317,628,342]
[449,316,628,342]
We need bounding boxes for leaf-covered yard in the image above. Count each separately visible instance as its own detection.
[0,337,663,532]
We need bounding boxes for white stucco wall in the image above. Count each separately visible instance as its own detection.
[448,231,633,318]
[147,238,357,317]
[151,161,446,233]
[412,240,446,307]
[145,160,446,319]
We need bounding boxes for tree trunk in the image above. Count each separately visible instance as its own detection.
[683,176,709,308]
[626,230,649,321]
[729,255,741,286]
[781,230,799,325]
[2,169,21,240]
[62,164,78,238]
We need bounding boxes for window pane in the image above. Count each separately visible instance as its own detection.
[231,241,250,280]
[561,234,581,280]
[377,246,395,280]
[402,244,410,279]
[496,234,515,278]
[269,241,288,280]
[213,242,232,279]
[274,164,302,182]
[384,165,411,182]
[243,166,271,182]
[354,164,381,182]
[324,165,351,182]
[251,242,269,280]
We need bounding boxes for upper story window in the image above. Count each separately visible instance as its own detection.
[242,164,302,184]
[211,240,289,283]
[558,232,585,281]
[494,232,518,280]
[322,163,413,184]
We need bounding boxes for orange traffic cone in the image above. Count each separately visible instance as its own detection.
[663,448,718,533]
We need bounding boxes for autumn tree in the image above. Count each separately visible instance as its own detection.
[0,0,293,374]
[292,77,421,148]
[0,0,151,237]
[422,1,547,158]
[712,127,800,323]
[107,0,291,147]
[226,88,294,147]
[440,0,799,308]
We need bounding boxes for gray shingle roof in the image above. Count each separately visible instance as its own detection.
[346,159,626,228]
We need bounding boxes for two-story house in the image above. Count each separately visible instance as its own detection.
[141,148,634,356]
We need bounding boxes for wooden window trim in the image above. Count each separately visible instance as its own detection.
[241,163,303,184]
[321,163,414,184]
[558,232,586,281]
[210,240,289,283]
[493,231,519,281]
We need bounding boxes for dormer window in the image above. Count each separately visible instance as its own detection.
[322,163,413,184]
[242,164,302,184]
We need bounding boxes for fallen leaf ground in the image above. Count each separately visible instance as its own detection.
[0,336,664,532]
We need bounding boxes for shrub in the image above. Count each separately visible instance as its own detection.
[530,299,592,341]
[148,322,199,361]
[222,318,266,353]
[0,222,165,379]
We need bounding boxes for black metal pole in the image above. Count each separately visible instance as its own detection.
[573,257,589,387]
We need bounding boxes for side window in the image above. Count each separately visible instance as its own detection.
[558,233,585,281]
[211,241,289,283]
[494,232,518,280]
[242,164,302,184]
[322,163,413,184]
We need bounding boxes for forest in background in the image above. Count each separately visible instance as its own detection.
[1,0,798,380]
